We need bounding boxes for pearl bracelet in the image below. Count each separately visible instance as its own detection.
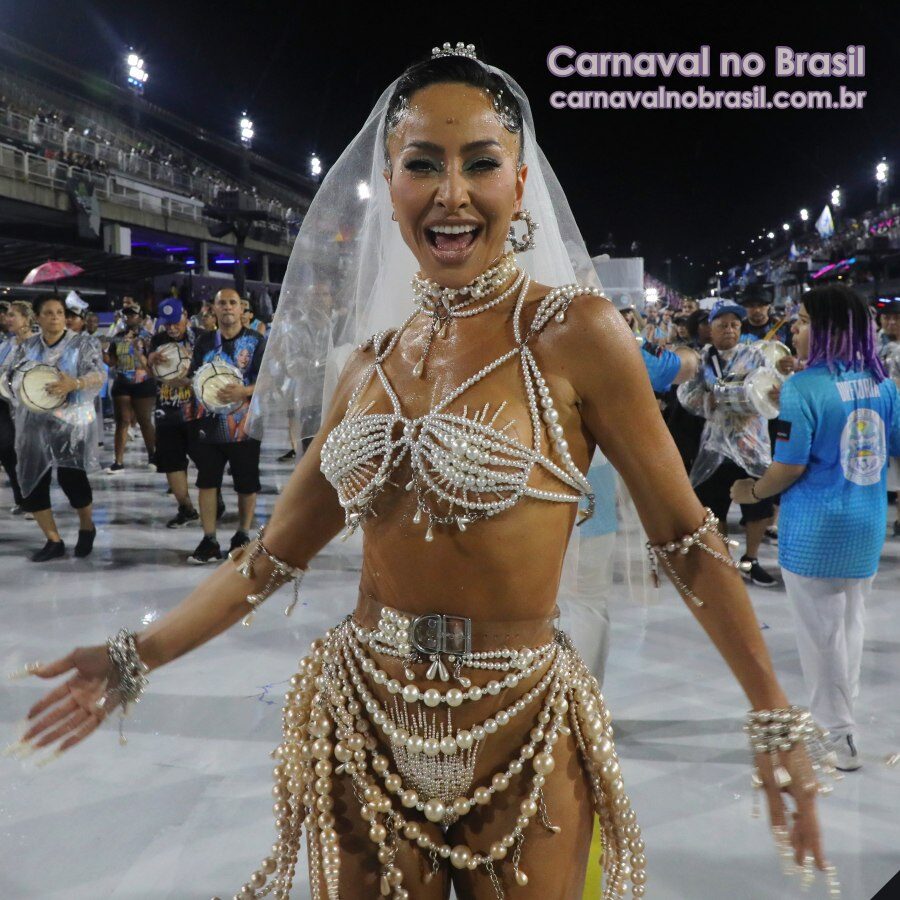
[646,507,751,607]
[105,629,150,745]
[229,526,306,626]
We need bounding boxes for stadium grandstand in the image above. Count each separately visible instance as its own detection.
[0,31,316,316]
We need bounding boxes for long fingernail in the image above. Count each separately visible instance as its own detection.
[16,742,38,760]
[7,662,41,680]
[34,749,63,768]
[2,740,33,759]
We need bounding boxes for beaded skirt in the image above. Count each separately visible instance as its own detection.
[229,605,646,899]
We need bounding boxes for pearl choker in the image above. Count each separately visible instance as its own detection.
[410,254,522,378]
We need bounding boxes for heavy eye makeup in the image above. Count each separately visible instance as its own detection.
[401,155,503,174]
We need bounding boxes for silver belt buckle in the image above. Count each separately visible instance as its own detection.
[409,613,472,657]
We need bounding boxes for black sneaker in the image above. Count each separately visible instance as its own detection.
[893,520,900,538]
[229,530,250,553]
[146,452,157,471]
[74,526,96,558]
[104,462,124,474]
[10,505,25,515]
[216,491,226,521]
[167,505,199,528]
[31,540,65,562]
[188,535,222,565]
[741,555,777,588]
[277,449,296,462]
[764,526,779,542]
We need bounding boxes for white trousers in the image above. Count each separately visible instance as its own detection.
[782,569,872,736]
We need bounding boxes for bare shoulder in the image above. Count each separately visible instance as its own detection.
[527,283,642,390]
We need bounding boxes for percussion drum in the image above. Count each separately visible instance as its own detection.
[13,361,66,413]
[713,368,782,420]
[0,366,14,403]
[193,360,244,415]
[152,341,192,382]
[756,340,792,369]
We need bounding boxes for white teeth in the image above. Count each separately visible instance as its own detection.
[429,224,478,235]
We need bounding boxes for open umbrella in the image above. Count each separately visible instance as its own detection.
[22,260,85,286]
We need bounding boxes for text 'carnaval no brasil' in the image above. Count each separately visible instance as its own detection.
[547,46,865,78]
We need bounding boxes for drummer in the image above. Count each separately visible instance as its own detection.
[676,299,778,586]
[738,284,796,370]
[0,300,35,513]
[146,299,200,529]
[10,296,103,561]
[103,305,157,473]
[186,287,266,564]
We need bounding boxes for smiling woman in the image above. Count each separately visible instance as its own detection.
[17,43,835,900]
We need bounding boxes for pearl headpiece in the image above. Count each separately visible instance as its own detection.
[431,42,478,61]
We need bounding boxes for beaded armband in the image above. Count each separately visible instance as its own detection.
[229,526,307,626]
[645,507,751,607]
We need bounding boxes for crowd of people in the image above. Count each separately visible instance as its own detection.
[609,282,900,773]
[0,287,275,565]
[0,88,304,229]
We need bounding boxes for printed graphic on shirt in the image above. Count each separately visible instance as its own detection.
[193,328,264,443]
[112,330,152,383]
[774,418,792,441]
[840,407,886,486]
[151,333,195,424]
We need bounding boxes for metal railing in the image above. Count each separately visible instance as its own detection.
[0,103,302,227]
[0,140,294,247]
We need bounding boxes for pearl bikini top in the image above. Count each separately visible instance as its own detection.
[320,275,602,541]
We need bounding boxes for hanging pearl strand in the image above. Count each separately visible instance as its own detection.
[347,624,556,706]
[233,629,645,900]
[320,620,571,893]
[338,642,567,829]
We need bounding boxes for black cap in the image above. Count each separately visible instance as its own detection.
[739,283,773,306]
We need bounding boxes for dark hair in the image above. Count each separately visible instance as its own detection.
[34,295,65,315]
[686,309,709,340]
[383,54,524,167]
[804,284,885,380]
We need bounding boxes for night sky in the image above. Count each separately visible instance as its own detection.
[3,2,898,294]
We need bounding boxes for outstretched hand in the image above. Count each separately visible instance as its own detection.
[756,744,831,874]
[13,646,116,758]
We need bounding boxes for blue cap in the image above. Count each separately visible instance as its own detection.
[708,300,746,323]
[157,299,183,324]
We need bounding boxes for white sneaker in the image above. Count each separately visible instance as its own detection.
[829,733,862,771]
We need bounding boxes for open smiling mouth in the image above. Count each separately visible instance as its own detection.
[425,223,481,258]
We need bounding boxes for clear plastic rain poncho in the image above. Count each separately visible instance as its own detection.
[677,341,772,485]
[9,330,103,496]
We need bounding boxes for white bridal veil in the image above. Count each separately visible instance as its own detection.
[247,47,651,659]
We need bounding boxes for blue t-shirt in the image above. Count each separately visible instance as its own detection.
[641,344,681,393]
[774,364,900,578]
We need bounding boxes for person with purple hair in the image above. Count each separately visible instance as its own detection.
[732,284,900,771]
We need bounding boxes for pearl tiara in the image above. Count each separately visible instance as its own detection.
[431,42,478,61]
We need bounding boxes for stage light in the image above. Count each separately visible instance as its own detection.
[357,180,371,200]
[310,154,322,178]
[800,208,809,221]
[125,48,149,94]
[239,113,254,147]
[875,160,889,184]
[782,223,790,232]
[767,231,775,240]
[831,186,842,208]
